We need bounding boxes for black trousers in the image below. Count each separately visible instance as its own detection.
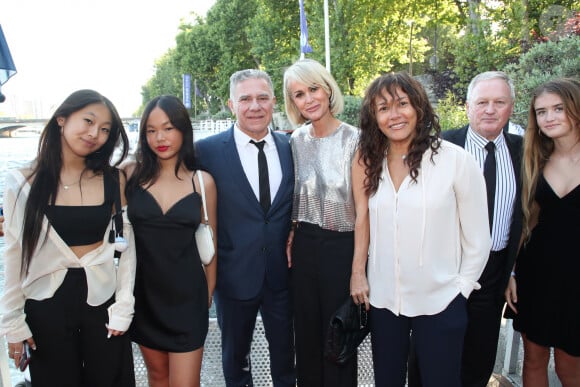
[408,249,508,387]
[24,268,135,387]
[372,295,467,387]
[291,222,357,387]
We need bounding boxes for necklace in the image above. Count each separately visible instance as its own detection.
[387,153,407,161]
[61,180,80,190]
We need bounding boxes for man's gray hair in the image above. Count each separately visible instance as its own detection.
[466,71,515,103]
[229,69,274,100]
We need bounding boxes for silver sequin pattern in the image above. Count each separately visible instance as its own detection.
[290,122,360,232]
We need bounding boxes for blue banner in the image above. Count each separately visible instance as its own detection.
[182,74,191,109]
[195,80,202,97]
[299,0,313,54]
[0,25,17,85]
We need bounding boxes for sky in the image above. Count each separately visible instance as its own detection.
[0,0,216,118]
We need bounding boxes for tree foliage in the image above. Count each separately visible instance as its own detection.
[503,36,580,126]
[140,0,579,120]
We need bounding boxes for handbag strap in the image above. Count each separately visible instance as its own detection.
[196,171,210,225]
[113,168,123,259]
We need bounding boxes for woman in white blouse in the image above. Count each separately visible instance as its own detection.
[350,72,491,387]
[0,90,136,386]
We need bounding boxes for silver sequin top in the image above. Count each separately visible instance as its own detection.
[290,122,360,232]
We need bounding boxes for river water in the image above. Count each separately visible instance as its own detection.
[0,129,222,385]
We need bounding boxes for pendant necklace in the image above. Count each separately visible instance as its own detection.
[61,180,80,190]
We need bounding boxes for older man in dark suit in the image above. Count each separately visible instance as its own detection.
[195,69,296,387]
[409,71,523,387]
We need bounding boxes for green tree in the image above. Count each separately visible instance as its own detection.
[246,0,300,100]
[449,0,525,99]
[436,91,467,131]
[174,16,222,115]
[337,95,362,127]
[141,50,181,104]
[503,36,580,125]
[206,0,261,101]
[139,0,579,118]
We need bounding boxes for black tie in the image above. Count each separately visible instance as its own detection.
[250,140,271,213]
[483,141,496,232]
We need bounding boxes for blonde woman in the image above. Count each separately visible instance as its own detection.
[283,59,360,387]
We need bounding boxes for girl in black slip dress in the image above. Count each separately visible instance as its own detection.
[128,175,208,352]
[505,78,580,385]
[513,174,580,357]
[125,95,217,386]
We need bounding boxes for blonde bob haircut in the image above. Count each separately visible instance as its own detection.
[283,59,344,126]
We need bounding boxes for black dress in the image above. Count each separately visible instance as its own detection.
[128,182,208,352]
[513,174,580,356]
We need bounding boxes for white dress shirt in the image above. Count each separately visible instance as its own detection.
[465,128,516,251]
[233,125,282,206]
[367,141,491,317]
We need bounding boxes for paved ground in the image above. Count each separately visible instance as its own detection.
[7,316,563,387]
[493,317,561,387]
[488,373,516,387]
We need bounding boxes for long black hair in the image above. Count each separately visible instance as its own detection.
[126,95,196,195]
[21,89,128,274]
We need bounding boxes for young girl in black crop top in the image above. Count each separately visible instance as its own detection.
[0,90,137,387]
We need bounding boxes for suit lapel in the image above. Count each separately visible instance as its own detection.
[442,125,468,147]
[270,133,293,212]
[454,126,469,147]
[503,132,522,182]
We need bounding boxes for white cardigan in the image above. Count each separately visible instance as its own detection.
[368,140,491,317]
[0,169,136,343]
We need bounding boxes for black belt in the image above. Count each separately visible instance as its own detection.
[489,248,508,258]
[294,222,353,238]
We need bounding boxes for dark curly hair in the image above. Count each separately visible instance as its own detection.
[358,72,441,195]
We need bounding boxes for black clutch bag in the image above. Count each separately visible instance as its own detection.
[324,296,370,365]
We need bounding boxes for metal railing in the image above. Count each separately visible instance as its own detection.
[193,119,233,133]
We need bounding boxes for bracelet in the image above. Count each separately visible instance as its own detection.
[510,271,516,277]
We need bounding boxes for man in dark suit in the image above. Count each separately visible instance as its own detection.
[408,71,523,387]
[195,69,296,387]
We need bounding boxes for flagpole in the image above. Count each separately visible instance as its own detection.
[324,0,330,72]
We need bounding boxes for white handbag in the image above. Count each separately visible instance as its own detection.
[195,171,215,265]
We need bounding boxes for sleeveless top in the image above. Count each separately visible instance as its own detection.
[127,172,209,352]
[290,122,359,232]
[45,172,114,246]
